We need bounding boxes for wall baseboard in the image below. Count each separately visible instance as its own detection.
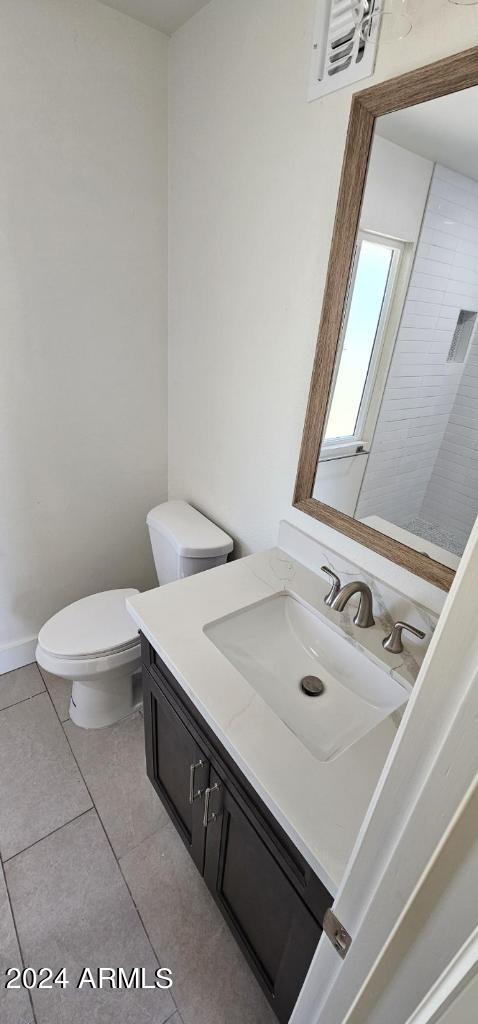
[0,637,37,675]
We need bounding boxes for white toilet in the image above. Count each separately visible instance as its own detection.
[36,501,233,729]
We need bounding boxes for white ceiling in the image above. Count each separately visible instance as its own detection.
[98,0,212,35]
[377,86,478,182]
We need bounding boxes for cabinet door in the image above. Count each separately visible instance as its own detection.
[143,668,210,872]
[203,769,322,1023]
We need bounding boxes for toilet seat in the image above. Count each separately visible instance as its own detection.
[36,637,141,681]
[38,589,140,660]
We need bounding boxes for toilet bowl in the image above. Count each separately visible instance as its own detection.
[36,589,141,729]
[36,501,233,729]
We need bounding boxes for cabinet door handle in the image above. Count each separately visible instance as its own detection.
[189,760,205,804]
[203,782,221,827]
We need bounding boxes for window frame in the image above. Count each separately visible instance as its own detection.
[320,230,404,461]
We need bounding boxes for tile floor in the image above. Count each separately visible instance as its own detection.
[0,663,276,1024]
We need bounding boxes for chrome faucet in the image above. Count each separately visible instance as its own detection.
[321,568,375,628]
[331,581,375,628]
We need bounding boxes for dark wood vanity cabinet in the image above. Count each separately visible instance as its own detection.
[143,669,210,872]
[203,767,326,1017]
[142,636,333,1023]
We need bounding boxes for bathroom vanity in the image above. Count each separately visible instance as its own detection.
[141,635,330,1023]
[127,540,431,1022]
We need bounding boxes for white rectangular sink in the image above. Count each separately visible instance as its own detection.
[204,593,409,763]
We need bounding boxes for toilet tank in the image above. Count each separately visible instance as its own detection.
[146,500,233,586]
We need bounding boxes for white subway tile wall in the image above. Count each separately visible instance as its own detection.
[355,163,478,555]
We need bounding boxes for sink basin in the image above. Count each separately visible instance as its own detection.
[204,592,409,763]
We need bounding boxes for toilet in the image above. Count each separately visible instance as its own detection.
[36,501,233,729]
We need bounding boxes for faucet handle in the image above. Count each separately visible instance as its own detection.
[382,621,426,654]
[321,566,341,607]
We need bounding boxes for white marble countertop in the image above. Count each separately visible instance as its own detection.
[127,549,423,896]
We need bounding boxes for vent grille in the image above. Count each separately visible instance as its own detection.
[309,0,381,101]
[447,309,477,363]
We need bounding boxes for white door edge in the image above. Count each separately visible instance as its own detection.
[404,927,478,1024]
[291,513,478,1024]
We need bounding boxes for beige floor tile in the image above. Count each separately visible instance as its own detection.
[0,662,44,711]
[0,862,33,1024]
[5,810,176,1024]
[121,822,277,1024]
[64,710,169,859]
[0,692,92,860]
[37,665,71,721]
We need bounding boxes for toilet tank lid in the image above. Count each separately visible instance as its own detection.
[146,501,233,558]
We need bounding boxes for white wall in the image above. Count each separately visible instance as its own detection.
[0,0,168,668]
[360,134,433,244]
[314,453,369,517]
[168,0,478,603]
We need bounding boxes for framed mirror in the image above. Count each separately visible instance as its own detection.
[294,47,478,590]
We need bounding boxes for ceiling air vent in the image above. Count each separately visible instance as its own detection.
[309,0,381,102]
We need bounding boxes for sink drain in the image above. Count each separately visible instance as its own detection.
[300,675,325,697]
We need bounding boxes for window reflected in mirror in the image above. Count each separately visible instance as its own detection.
[314,84,478,573]
[323,233,403,451]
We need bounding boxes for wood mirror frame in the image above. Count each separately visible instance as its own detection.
[294,46,478,592]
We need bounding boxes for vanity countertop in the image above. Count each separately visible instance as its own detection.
[127,549,425,896]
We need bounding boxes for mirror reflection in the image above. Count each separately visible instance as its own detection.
[314,85,478,571]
